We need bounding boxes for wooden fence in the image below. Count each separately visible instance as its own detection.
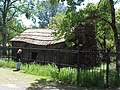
[0,46,119,87]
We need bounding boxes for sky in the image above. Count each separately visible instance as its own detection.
[20,0,120,28]
[19,15,39,28]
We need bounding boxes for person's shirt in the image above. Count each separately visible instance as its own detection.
[16,52,21,62]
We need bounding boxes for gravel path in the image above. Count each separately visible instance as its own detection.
[0,68,40,90]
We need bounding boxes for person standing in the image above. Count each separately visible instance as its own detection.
[16,49,22,71]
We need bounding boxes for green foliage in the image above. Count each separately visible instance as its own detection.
[49,64,59,81]
[49,0,59,5]
[116,9,120,33]
[7,19,26,43]
[38,0,67,28]
[18,0,38,21]
[0,0,34,47]
[49,12,65,29]
[96,21,114,49]
[58,67,77,84]
[22,63,57,77]
[0,60,16,68]
[50,10,86,46]
[49,0,120,49]
[84,3,98,18]
[49,2,111,47]
[83,1,117,49]
[49,0,84,10]
[97,0,111,18]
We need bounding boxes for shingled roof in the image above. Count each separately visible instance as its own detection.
[11,29,65,46]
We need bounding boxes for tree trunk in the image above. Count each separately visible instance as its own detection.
[112,26,120,72]
[109,0,119,72]
[2,0,7,55]
[2,33,7,55]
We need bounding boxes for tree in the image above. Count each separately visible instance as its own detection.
[7,19,26,43]
[0,0,34,55]
[49,0,84,11]
[50,0,120,71]
[49,12,65,30]
[83,3,114,49]
[95,0,120,71]
[38,0,67,28]
[116,9,120,33]
[108,0,120,73]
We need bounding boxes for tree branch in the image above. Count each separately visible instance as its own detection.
[6,0,11,12]
[115,0,120,4]
[7,10,17,22]
[7,4,18,11]
[0,8,4,13]
[99,17,112,26]
[4,0,7,12]
[9,0,18,7]
[86,15,112,27]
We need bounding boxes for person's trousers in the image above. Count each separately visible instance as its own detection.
[16,62,21,70]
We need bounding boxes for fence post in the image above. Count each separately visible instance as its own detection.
[7,45,10,61]
[27,48,30,69]
[77,47,80,85]
[106,48,110,87]
[57,49,61,72]
[115,51,120,86]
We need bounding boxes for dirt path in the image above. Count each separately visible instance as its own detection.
[0,68,41,90]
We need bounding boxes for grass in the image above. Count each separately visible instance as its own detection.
[0,60,16,68]
[0,60,58,79]
[0,60,119,87]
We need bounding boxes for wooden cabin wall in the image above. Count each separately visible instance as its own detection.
[11,41,76,65]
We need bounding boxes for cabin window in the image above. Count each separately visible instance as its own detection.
[31,52,38,59]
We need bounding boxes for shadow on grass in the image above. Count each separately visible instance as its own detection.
[26,78,86,90]
[26,78,120,90]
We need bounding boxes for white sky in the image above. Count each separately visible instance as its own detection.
[20,0,120,28]
[19,14,39,28]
